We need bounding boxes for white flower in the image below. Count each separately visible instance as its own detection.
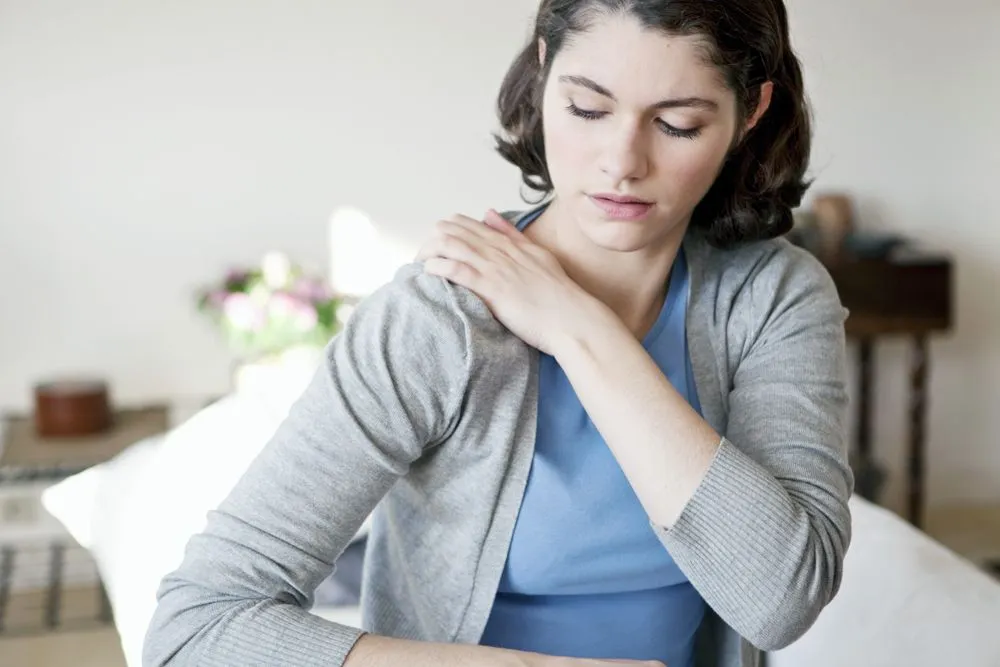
[261,252,293,289]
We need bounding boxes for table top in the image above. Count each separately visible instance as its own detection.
[0,405,169,483]
[820,245,954,337]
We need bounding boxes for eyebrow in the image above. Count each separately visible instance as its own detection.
[558,74,719,112]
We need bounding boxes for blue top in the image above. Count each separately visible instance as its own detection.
[480,207,706,666]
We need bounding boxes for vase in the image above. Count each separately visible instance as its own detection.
[232,345,325,417]
[812,193,855,260]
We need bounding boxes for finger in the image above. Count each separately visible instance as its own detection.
[419,233,487,269]
[435,219,516,266]
[440,214,512,248]
[422,257,484,295]
[440,214,496,241]
[483,209,520,237]
[484,209,545,264]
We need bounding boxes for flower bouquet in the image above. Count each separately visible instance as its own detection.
[197,252,341,403]
[197,252,340,358]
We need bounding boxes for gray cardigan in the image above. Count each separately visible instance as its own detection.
[143,222,854,667]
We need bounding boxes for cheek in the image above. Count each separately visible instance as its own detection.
[542,107,591,185]
[655,141,729,200]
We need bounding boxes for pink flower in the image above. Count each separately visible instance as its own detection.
[268,293,317,331]
[224,293,265,331]
[268,292,298,319]
[206,290,229,309]
[292,302,318,331]
[291,278,333,303]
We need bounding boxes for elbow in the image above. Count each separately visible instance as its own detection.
[744,546,846,651]
[142,632,181,667]
[142,599,194,667]
[744,602,823,652]
[141,575,216,667]
[142,620,185,667]
[746,497,851,651]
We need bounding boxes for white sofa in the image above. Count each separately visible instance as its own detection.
[41,390,1000,667]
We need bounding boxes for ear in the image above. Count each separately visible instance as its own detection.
[538,38,547,68]
[745,81,774,132]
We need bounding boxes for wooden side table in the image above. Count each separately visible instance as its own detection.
[0,404,169,636]
[0,405,169,482]
[822,245,954,528]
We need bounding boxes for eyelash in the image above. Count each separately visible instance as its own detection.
[566,102,702,140]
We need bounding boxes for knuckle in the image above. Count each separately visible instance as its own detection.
[442,234,466,253]
[455,263,477,281]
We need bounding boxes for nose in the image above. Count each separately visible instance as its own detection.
[598,120,650,184]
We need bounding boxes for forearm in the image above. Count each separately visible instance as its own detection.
[345,634,543,667]
[553,301,720,528]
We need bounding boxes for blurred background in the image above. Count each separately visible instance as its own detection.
[1,1,998,666]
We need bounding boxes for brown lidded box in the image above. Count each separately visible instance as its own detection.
[33,379,113,438]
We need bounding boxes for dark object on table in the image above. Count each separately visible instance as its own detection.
[822,241,953,528]
[842,231,906,259]
[33,379,112,438]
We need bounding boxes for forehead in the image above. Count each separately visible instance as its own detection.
[551,14,728,100]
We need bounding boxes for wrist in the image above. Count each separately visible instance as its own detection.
[550,290,622,361]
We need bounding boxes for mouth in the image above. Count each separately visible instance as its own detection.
[588,193,655,220]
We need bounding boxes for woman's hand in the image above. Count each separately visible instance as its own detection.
[345,632,664,667]
[417,210,603,355]
[544,659,666,667]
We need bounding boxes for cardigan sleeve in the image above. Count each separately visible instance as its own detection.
[652,245,854,651]
[142,265,473,667]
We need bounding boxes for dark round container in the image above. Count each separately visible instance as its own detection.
[33,379,112,437]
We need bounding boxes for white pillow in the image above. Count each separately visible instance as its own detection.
[769,496,1000,667]
[42,383,368,667]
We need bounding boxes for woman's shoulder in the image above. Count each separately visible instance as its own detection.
[368,262,495,327]
[685,233,847,353]
[344,262,525,368]
[689,233,842,310]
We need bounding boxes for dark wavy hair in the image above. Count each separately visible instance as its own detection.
[495,0,813,248]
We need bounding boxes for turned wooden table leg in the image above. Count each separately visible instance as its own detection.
[908,336,929,528]
[857,339,874,465]
[853,338,883,501]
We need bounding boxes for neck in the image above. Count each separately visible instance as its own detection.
[525,198,687,339]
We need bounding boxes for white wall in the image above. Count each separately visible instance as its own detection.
[787,0,1000,509]
[2,1,998,507]
[0,0,536,407]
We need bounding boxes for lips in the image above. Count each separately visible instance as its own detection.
[588,193,654,221]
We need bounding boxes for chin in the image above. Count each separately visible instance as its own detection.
[582,220,660,253]
[580,209,677,253]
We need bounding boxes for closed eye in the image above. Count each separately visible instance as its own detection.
[566,102,702,140]
[566,103,607,121]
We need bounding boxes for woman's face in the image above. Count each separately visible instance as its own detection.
[541,14,743,252]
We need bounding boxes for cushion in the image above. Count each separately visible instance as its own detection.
[41,384,368,667]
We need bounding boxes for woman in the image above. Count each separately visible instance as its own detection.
[144,1,853,666]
